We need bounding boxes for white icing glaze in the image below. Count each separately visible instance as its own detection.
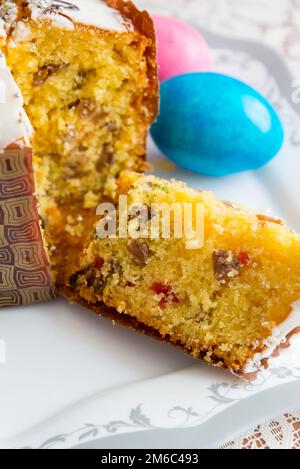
[11,21,33,42]
[0,54,32,150]
[244,301,300,374]
[66,0,128,30]
[28,0,128,31]
[0,1,18,38]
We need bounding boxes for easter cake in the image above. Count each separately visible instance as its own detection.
[65,172,300,374]
[0,0,158,300]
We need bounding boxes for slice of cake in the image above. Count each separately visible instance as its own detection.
[0,0,158,292]
[66,172,300,374]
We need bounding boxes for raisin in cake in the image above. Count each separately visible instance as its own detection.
[66,172,300,374]
[0,0,158,294]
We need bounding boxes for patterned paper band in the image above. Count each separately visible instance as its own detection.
[0,145,56,307]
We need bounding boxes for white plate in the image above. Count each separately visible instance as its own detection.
[0,28,300,450]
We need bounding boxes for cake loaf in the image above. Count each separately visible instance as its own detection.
[0,0,158,303]
[66,172,300,374]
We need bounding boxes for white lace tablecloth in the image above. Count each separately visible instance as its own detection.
[137,0,300,450]
[220,411,300,449]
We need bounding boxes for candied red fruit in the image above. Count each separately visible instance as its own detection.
[151,282,179,308]
[236,252,251,266]
[94,257,105,270]
[151,282,171,296]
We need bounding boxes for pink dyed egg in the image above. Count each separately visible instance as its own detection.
[152,15,211,82]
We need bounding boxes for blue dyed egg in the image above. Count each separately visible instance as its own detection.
[151,73,284,176]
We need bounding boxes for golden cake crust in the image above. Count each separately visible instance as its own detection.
[104,0,159,121]
[63,286,300,379]
[63,285,229,368]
